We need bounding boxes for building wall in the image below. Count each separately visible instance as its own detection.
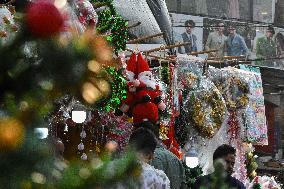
[165,0,275,23]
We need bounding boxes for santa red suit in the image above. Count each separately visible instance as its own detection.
[119,52,166,125]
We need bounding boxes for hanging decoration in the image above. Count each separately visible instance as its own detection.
[76,0,98,28]
[119,52,166,125]
[239,65,268,145]
[243,142,258,181]
[101,67,127,112]
[183,79,226,138]
[94,0,129,54]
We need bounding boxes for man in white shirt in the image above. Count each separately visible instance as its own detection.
[128,128,170,189]
[111,128,170,189]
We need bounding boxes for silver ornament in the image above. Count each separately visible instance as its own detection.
[81,153,87,160]
[78,142,84,151]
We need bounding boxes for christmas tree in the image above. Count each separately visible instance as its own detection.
[0,0,138,188]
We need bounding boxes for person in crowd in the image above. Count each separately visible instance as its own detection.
[275,32,284,69]
[224,23,249,56]
[276,32,284,57]
[128,127,170,189]
[193,144,245,189]
[178,19,198,54]
[205,21,227,58]
[256,26,277,67]
[135,121,186,189]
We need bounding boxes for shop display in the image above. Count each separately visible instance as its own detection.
[0,0,279,188]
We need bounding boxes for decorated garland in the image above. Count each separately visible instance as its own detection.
[187,87,226,138]
[102,66,127,112]
[94,0,129,54]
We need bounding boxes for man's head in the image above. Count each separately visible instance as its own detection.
[213,144,236,175]
[185,20,195,34]
[129,127,157,162]
[217,21,225,33]
[133,121,159,139]
[266,25,275,38]
[227,23,236,35]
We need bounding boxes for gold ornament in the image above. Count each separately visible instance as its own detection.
[0,118,25,151]
[159,123,169,140]
[250,170,257,178]
[191,88,226,138]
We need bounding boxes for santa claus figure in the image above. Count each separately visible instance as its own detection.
[119,52,166,125]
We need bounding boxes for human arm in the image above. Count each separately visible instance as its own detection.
[224,39,228,56]
[239,35,249,56]
[256,37,264,58]
[205,32,212,51]
[192,34,198,52]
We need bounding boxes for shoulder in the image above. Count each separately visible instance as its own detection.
[181,32,187,36]
[146,165,170,188]
[230,176,245,188]
[193,34,197,39]
[236,34,245,40]
[193,175,210,188]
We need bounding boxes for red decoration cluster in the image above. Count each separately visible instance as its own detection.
[26,0,64,38]
[227,110,240,143]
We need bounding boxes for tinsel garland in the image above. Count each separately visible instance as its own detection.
[94,0,129,54]
[101,67,127,112]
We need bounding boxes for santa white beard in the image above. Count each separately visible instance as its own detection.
[139,72,161,90]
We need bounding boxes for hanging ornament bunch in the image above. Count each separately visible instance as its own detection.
[243,143,258,180]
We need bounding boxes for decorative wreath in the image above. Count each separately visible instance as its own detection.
[218,76,249,110]
[189,87,226,138]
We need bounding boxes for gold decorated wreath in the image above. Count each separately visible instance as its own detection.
[191,88,226,138]
[217,76,249,110]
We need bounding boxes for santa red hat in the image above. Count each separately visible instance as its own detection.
[126,52,137,80]
[137,52,151,78]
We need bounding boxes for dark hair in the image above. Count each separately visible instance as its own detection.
[213,144,236,160]
[134,121,159,138]
[227,22,236,29]
[129,128,157,155]
[267,25,275,35]
[185,20,195,27]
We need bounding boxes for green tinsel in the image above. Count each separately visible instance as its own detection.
[253,183,261,189]
[94,0,129,54]
[102,67,127,112]
[161,65,170,85]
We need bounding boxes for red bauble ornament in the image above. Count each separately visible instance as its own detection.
[26,0,64,38]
